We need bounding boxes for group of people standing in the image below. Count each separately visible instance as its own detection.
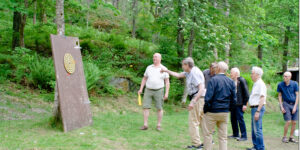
[137,53,298,150]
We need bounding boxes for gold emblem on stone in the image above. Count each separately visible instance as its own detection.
[64,53,75,74]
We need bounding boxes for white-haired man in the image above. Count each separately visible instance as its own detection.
[277,72,299,143]
[246,67,267,150]
[161,57,206,149]
[229,68,249,141]
[138,53,170,131]
[203,61,237,150]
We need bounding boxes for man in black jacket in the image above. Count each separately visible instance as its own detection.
[203,61,237,150]
[229,67,249,141]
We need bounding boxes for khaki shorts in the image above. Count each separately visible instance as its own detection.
[143,88,164,110]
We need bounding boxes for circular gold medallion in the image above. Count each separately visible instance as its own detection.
[64,53,76,74]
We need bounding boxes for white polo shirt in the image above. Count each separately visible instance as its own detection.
[144,64,169,90]
[249,78,267,106]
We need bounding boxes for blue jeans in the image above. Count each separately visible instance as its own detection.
[251,106,265,150]
[230,106,247,138]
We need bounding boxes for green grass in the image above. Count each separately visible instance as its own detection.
[0,82,298,150]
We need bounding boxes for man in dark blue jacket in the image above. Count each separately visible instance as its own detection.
[203,61,237,150]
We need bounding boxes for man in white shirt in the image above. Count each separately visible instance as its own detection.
[138,53,170,131]
[161,57,205,149]
[247,67,267,150]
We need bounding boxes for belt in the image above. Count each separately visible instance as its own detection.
[188,91,199,100]
[250,105,259,108]
[284,101,295,105]
[147,88,163,91]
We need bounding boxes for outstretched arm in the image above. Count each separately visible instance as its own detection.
[161,68,185,79]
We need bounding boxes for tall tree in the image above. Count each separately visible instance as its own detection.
[20,0,28,47]
[56,0,65,35]
[282,26,290,72]
[176,0,185,58]
[131,0,138,38]
[12,10,21,50]
[12,0,28,50]
[187,0,196,57]
[33,0,36,25]
[224,0,230,64]
[212,0,218,60]
[112,0,119,9]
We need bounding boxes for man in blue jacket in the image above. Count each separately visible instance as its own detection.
[203,61,237,150]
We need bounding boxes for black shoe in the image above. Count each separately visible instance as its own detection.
[237,138,247,141]
[289,137,298,143]
[228,135,239,139]
[186,144,203,149]
[246,147,256,150]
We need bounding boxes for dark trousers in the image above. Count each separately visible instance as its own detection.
[230,105,247,138]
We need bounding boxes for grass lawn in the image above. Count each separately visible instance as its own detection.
[0,83,298,150]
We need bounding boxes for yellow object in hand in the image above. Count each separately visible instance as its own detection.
[138,94,142,106]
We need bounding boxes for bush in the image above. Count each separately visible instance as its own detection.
[83,61,101,91]
[27,54,55,90]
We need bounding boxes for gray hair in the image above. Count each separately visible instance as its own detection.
[252,66,263,77]
[231,67,240,76]
[182,57,195,68]
[218,61,228,72]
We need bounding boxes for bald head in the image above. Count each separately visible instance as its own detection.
[283,71,292,83]
[153,53,162,65]
[284,71,292,77]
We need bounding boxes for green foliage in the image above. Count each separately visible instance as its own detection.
[83,61,101,91]
[0,0,298,103]
[27,54,55,90]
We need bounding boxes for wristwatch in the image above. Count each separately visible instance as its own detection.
[256,110,260,113]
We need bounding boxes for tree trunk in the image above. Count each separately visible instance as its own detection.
[33,0,37,25]
[224,0,230,64]
[39,1,48,24]
[56,0,65,35]
[188,16,195,57]
[257,44,263,60]
[131,0,138,38]
[176,0,185,58]
[212,0,218,60]
[213,47,218,60]
[112,0,119,9]
[12,10,21,50]
[19,0,28,48]
[282,26,290,72]
[86,0,92,28]
[54,0,65,123]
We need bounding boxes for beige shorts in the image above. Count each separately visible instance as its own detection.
[143,88,164,110]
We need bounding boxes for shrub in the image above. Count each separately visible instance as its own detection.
[83,61,101,91]
[27,54,56,90]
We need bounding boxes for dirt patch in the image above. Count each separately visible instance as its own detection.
[223,136,298,150]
